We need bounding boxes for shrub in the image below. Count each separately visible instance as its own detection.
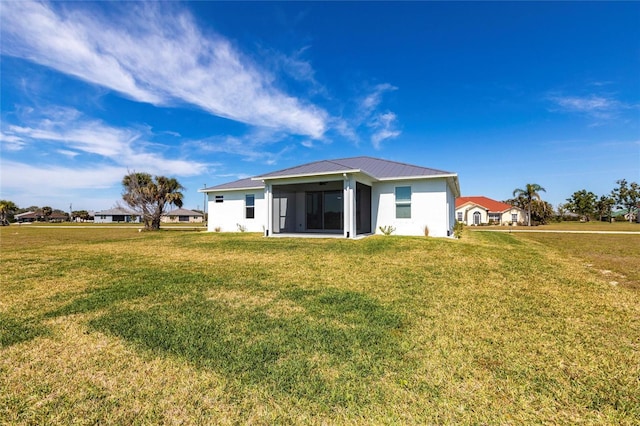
[378,225,396,236]
[453,221,464,239]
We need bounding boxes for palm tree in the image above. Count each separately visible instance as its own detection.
[0,200,18,225]
[513,184,546,226]
[41,206,53,222]
[122,172,184,230]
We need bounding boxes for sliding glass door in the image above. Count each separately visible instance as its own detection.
[306,191,343,231]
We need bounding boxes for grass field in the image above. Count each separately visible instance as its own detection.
[470,221,640,232]
[1,227,638,424]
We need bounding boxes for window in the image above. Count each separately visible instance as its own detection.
[179,216,189,222]
[395,186,411,219]
[215,195,224,203]
[488,213,500,223]
[457,211,463,222]
[511,213,518,223]
[245,194,255,219]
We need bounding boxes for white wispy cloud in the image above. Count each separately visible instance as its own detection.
[196,129,294,166]
[1,1,329,138]
[358,84,401,149]
[4,106,207,176]
[1,160,125,191]
[56,149,80,158]
[361,84,397,112]
[328,83,401,148]
[369,112,401,149]
[0,132,27,151]
[548,93,636,122]
[1,106,211,209]
[552,95,617,113]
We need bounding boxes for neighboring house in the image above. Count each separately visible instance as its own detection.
[611,208,639,223]
[199,156,460,238]
[15,211,40,223]
[94,207,141,223]
[161,208,204,223]
[15,210,68,223]
[556,211,580,221]
[455,196,525,226]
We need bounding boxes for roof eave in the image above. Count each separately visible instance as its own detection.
[252,169,361,181]
[377,173,457,181]
[199,185,265,193]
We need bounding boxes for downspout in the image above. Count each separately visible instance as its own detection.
[264,181,271,237]
[343,173,351,238]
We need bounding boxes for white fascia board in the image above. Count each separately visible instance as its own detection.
[377,173,458,182]
[198,186,265,193]
[448,175,461,198]
[252,169,361,182]
[457,201,479,210]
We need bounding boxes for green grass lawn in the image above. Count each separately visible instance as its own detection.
[472,220,640,232]
[1,228,638,424]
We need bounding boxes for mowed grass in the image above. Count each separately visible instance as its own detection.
[1,227,638,424]
[475,221,640,232]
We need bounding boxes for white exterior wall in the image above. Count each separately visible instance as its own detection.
[94,216,109,224]
[455,206,488,226]
[372,178,451,237]
[161,216,204,223]
[500,209,524,225]
[207,190,266,232]
[94,215,140,223]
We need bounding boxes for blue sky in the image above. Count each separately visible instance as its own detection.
[1,1,638,212]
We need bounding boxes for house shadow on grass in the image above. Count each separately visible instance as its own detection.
[0,313,50,348]
[86,287,409,408]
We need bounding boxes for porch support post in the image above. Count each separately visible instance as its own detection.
[265,182,272,237]
[343,174,356,238]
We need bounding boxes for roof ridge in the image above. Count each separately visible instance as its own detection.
[324,158,363,169]
[359,156,452,174]
[327,156,453,175]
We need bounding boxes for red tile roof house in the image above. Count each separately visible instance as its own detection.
[14,210,68,223]
[200,156,460,238]
[455,196,525,226]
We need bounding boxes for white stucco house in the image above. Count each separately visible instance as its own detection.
[161,208,204,223]
[455,196,525,226]
[199,157,460,238]
[94,207,141,223]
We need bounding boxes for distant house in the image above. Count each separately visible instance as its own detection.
[14,210,68,223]
[200,156,460,238]
[611,208,639,223]
[14,211,40,223]
[161,208,204,223]
[94,207,140,223]
[455,196,525,226]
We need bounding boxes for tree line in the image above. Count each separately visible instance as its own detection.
[504,179,639,226]
[0,202,71,225]
[2,175,637,228]
[0,171,184,229]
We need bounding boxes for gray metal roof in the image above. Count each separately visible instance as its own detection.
[254,156,454,180]
[201,157,456,192]
[201,177,265,192]
[95,207,138,216]
[164,208,203,216]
